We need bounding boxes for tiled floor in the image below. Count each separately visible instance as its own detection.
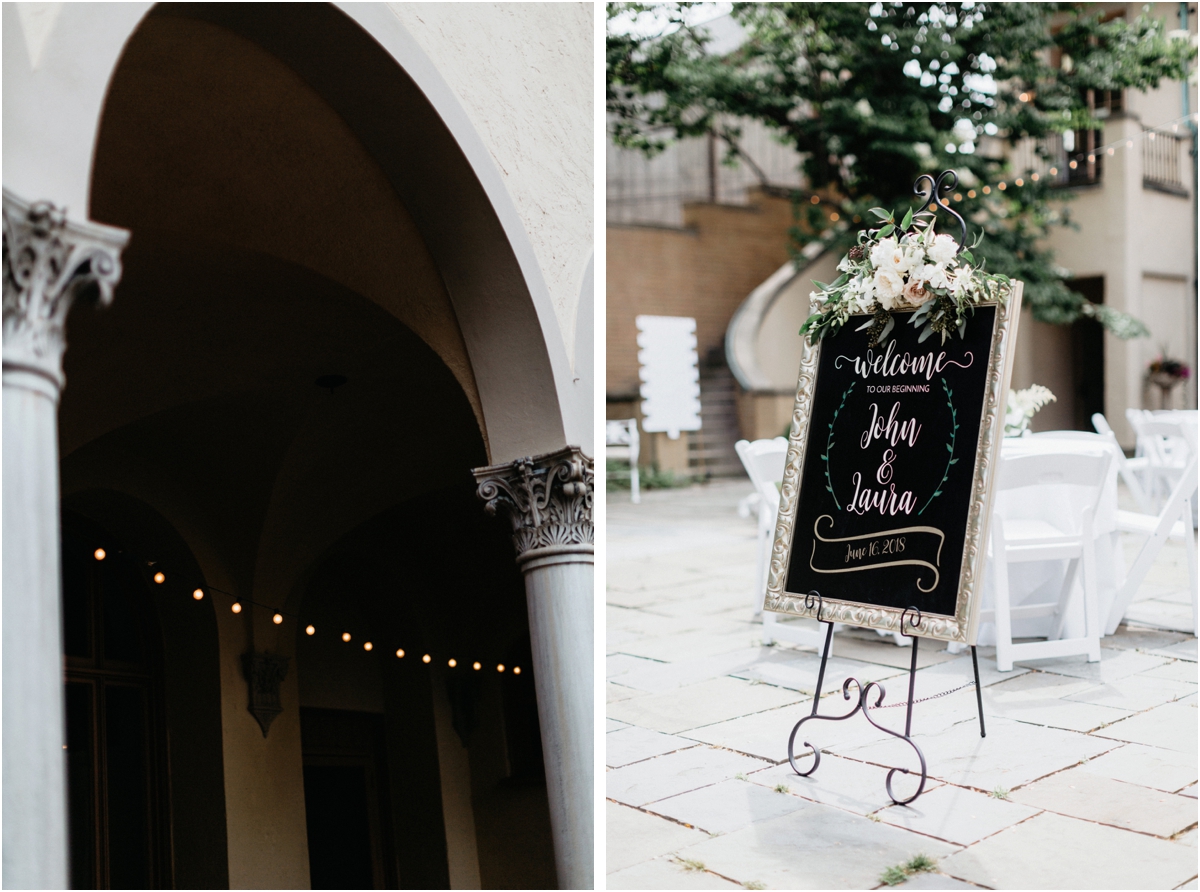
[606,479,1198,890]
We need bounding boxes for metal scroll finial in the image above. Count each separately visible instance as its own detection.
[803,590,824,623]
[913,170,967,253]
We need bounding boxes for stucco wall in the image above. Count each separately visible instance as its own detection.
[387,3,594,370]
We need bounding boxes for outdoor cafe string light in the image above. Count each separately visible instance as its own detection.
[90,545,523,676]
[810,111,1199,223]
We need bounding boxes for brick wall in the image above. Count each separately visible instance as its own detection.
[606,190,797,400]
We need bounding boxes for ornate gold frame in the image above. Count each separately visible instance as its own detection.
[763,283,1024,644]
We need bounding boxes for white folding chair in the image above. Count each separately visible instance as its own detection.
[1127,409,1188,508]
[1091,413,1152,513]
[606,419,641,504]
[735,438,853,649]
[1105,419,1198,637]
[982,450,1113,672]
[735,438,787,619]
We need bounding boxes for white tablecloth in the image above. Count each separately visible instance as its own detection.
[975,435,1124,646]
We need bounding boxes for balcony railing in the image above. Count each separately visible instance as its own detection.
[1142,131,1189,197]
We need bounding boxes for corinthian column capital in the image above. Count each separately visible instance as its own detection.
[2,189,129,394]
[474,446,594,569]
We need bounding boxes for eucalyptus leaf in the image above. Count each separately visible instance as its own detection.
[901,207,913,230]
[870,208,891,220]
[918,324,935,343]
[878,223,894,238]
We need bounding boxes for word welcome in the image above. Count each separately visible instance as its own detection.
[834,339,974,381]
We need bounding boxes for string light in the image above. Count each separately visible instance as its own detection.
[982,185,991,194]
[829,212,839,221]
[810,194,820,204]
[997,182,1006,190]
[967,189,976,198]
[88,542,528,680]
[1015,178,1024,186]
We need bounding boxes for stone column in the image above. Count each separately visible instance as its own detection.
[2,190,127,890]
[475,446,593,890]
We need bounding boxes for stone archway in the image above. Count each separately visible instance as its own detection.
[4,4,592,888]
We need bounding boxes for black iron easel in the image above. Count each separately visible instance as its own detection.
[786,592,986,806]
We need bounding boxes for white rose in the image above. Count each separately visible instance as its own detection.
[869,236,900,271]
[873,267,904,308]
[928,233,959,266]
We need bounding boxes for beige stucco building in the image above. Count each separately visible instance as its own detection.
[3,3,593,889]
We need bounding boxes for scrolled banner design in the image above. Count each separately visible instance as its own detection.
[808,515,945,592]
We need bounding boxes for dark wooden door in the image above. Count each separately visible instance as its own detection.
[62,520,169,890]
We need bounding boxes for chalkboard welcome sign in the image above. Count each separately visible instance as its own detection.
[764,283,1023,644]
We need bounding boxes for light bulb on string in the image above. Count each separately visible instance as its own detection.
[513,666,521,675]
[273,613,283,625]
[153,572,165,584]
[497,664,505,673]
[306,625,315,636]
[448,658,457,667]
[422,654,431,664]
[396,648,405,658]
[193,589,205,601]
[473,662,481,670]
[342,632,352,642]
[232,602,243,614]
[363,642,373,652]
[94,548,106,561]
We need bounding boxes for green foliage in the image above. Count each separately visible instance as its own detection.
[605,459,692,491]
[607,2,1192,339]
[880,853,940,885]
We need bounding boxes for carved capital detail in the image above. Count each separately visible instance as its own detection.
[242,651,290,738]
[474,446,594,567]
[2,189,129,390]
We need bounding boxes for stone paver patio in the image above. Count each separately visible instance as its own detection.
[606,479,1197,890]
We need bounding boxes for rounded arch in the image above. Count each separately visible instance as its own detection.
[4,1,580,462]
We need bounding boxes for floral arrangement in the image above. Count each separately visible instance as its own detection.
[1147,353,1191,382]
[1004,384,1057,437]
[801,205,1012,348]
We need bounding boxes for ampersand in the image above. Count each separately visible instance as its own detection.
[876,448,896,484]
